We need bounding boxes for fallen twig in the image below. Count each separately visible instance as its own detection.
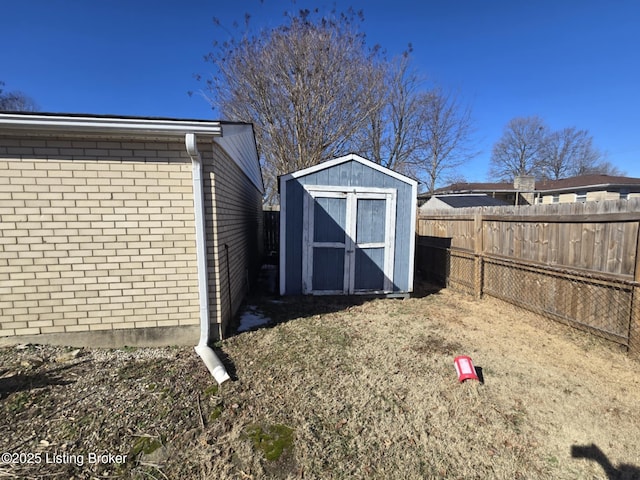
[196,392,205,429]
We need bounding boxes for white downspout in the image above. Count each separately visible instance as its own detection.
[186,133,230,385]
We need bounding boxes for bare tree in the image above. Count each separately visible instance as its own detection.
[0,81,38,111]
[354,51,422,174]
[200,8,386,203]
[354,56,476,192]
[542,127,602,179]
[489,116,547,182]
[415,88,476,193]
[491,118,623,181]
[578,159,626,176]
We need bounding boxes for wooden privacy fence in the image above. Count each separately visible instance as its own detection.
[263,208,280,265]
[416,199,640,355]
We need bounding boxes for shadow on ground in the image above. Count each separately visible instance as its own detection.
[0,361,88,399]
[572,444,640,480]
[227,264,443,337]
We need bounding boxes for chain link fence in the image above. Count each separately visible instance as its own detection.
[417,243,640,355]
[448,250,475,296]
[483,255,636,348]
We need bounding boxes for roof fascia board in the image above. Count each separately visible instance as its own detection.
[0,113,223,136]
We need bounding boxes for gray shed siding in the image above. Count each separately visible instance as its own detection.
[281,156,416,295]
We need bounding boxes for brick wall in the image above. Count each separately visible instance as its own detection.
[204,142,263,338]
[0,135,200,339]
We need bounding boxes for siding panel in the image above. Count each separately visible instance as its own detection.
[206,141,263,338]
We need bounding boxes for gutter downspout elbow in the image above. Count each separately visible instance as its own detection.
[186,133,230,385]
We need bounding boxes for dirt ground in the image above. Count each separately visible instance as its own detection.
[1,281,639,479]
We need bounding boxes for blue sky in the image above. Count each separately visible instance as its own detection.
[2,0,639,181]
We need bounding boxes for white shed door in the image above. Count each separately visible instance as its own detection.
[302,186,396,295]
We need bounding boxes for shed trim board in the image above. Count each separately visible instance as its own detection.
[279,153,417,296]
[279,153,416,185]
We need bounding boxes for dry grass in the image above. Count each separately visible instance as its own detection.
[209,286,640,479]
[1,283,640,479]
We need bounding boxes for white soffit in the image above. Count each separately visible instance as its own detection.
[0,113,223,136]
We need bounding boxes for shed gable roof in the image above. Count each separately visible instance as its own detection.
[280,153,417,187]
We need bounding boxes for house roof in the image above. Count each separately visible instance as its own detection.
[0,111,226,135]
[535,174,640,191]
[0,111,264,193]
[430,194,509,208]
[429,174,640,196]
[431,181,513,195]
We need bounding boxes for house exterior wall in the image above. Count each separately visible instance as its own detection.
[586,191,622,202]
[0,135,202,343]
[204,142,263,338]
[560,193,577,203]
[539,189,638,204]
[282,158,414,295]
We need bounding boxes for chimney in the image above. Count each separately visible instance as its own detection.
[514,176,536,205]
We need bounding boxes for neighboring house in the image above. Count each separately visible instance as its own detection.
[429,174,640,205]
[0,112,263,348]
[419,194,508,212]
[535,175,640,204]
[419,181,521,206]
[279,154,417,296]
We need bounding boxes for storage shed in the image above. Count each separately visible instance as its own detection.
[0,112,263,349]
[279,154,417,296]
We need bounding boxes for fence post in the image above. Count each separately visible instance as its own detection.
[474,212,483,300]
[630,224,640,356]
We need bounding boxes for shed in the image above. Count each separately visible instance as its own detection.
[0,112,263,348]
[279,154,417,296]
